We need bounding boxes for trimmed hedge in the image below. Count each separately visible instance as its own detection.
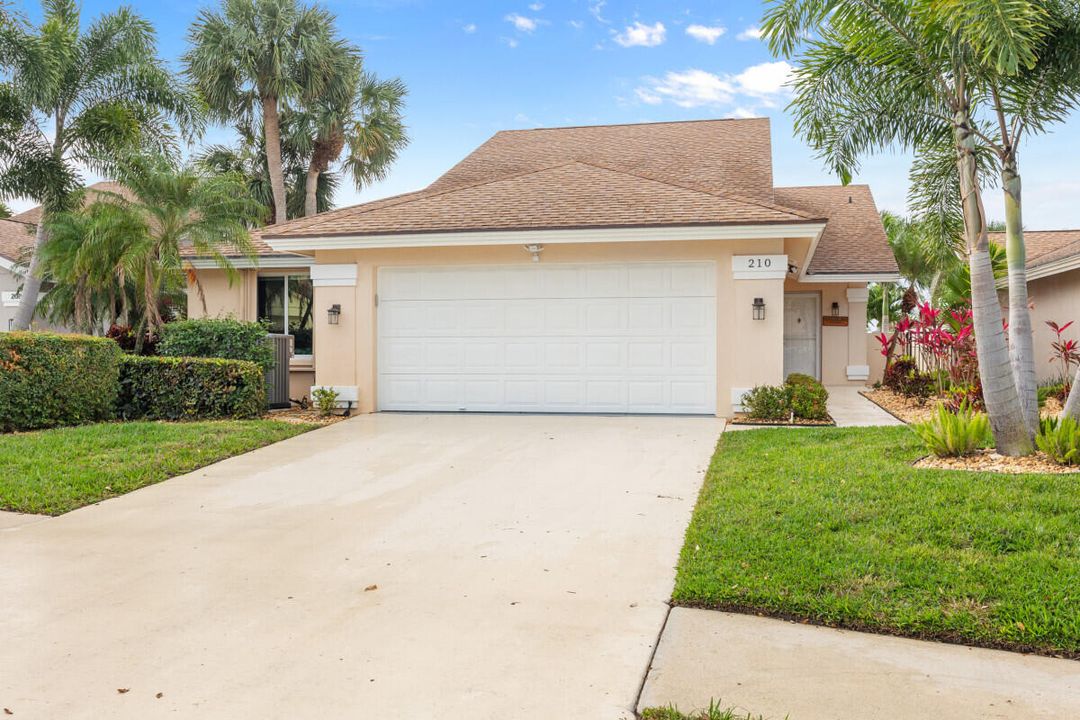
[786,373,830,421]
[158,318,274,372]
[118,355,266,421]
[0,333,121,432]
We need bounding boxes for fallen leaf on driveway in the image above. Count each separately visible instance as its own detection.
[4,708,13,715]
[364,584,378,592]
[155,692,163,699]
[117,689,129,694]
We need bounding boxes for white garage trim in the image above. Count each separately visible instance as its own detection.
[376,261,718,414]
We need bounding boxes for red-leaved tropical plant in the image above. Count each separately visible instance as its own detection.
[1047,321,1080,392]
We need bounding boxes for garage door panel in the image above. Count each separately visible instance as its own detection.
[377,262,716,414]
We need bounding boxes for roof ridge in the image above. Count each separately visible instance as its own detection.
[577,160,820,221]
[495,117,769,134]
[0,216,35,227]
[1028,235,1080,262]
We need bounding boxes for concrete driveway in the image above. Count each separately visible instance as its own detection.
[0,413,721,719]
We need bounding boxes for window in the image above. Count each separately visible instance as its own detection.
[257,274,313,358]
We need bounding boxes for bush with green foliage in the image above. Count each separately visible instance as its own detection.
[741,384,791,421]
[884,356,935,399]
[912,403,991,457]
[1036,417,1080,466]
[117,356,266,421]
[158,318,274,372]
[786,373,830,420]
[312,386,340,416]
[1038,383,1068,407]
[0,333,121,432]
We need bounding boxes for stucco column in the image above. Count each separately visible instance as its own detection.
[730,253,786,413]
[311,263,360,409]
[846,286,870,382]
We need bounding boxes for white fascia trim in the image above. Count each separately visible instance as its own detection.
[185,255,315,270]
[265,223,828,252]
[311,263,358,287]
[0,256,19,273]
[1026,255,1080,282]
[801,272,902,283]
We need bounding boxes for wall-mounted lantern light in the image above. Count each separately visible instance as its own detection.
[752,297,766,321]
[327,304,342,325]
[831,301,841,317]
[523,243,544,262]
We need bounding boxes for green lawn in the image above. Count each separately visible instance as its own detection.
[674,426,1080,658]
[641,704,769,720]
[0,420,317,515]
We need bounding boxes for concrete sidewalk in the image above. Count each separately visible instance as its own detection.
[826,385,904,427]
[639,609,1080,719]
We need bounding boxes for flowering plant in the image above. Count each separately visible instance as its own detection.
[1047,321,1080,392]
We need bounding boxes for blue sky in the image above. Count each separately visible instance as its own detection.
[11,0,1080,229]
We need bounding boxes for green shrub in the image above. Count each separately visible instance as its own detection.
[884,356,934,398]
[741,385,790,421]
[312,386,339,416]
[1038,383,1067,407]
[0,332,121,432]
[1036,417,1080,466]
[786,373,830,420]
[117,355,266,421]
[158,318,274,372]
[912,403,991,457]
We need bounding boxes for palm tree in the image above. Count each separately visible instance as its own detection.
[0,0,196,331]
[108,156,263,341]
[184,0,343,226]
[296,67,408,217]
[197,115,340,222]
[762,0,1051,455]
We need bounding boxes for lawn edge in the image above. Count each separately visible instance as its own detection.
[670,599,1080,661]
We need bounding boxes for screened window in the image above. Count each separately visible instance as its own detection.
[257,274,313,358]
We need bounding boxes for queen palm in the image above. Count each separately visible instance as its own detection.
[762,0,1057,455]
[0,0,196,331]
[185,0,343,226]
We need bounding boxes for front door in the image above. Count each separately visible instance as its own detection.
[784,293,820,380]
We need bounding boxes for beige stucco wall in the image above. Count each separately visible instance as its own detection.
[1016,268,1080,384]
[185,267,316,401]
[189,243,873,417]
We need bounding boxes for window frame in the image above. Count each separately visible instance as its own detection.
[257,272,314,364]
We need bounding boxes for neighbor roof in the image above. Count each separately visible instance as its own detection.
[775,185,899,276]
[989,229,1080,276]
[0,217,35,264]
[10,181,130,225]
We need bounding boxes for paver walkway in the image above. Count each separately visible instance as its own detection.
[826,385,904,427]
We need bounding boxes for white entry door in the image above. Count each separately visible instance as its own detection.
[784,293,820,379]
[376,262,717,414]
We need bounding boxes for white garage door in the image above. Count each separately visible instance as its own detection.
[376,262,717,414]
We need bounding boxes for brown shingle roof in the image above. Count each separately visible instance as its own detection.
[0,217,35,263]
[10,181,130,225]
[430,118,776,200]
[775,185,899,275]
[263,161,819,240]
[988,229,1080,270]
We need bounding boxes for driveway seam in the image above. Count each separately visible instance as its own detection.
[633,600,673,717]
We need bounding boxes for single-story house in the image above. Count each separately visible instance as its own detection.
[0,216,37,331]
[184,118,899,416]
[994,229,1080,384]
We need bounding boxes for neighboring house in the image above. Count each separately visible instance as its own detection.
[994,229,1080,384]
[184,118,900,416]
[0,217,37,331]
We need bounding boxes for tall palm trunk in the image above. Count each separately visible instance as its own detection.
[262,95,288,225]
[303,163,320,217]
[955,109,1032,456]
[1064,368,1080,420]
[12,222,48,330]
[1001,161,1039,436]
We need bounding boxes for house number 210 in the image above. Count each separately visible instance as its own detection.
[747,257,772,269]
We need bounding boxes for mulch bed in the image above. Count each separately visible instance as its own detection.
[264,407,348,426]
[860,388,938,424]
[915,450,1079,475]
[730,415,835,427]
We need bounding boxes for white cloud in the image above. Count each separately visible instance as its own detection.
[733,60,794,96]
[500,36,519,48]
[462,23,477,34]
[529,2,544,10]
[505,13,538,32]
[633,61,793,109]
[614,21,666,48]
[589,1,609,24]
[686,24,725,45]
[737,26,764,41]
[727,106,758,119]
[568,19,584,29]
